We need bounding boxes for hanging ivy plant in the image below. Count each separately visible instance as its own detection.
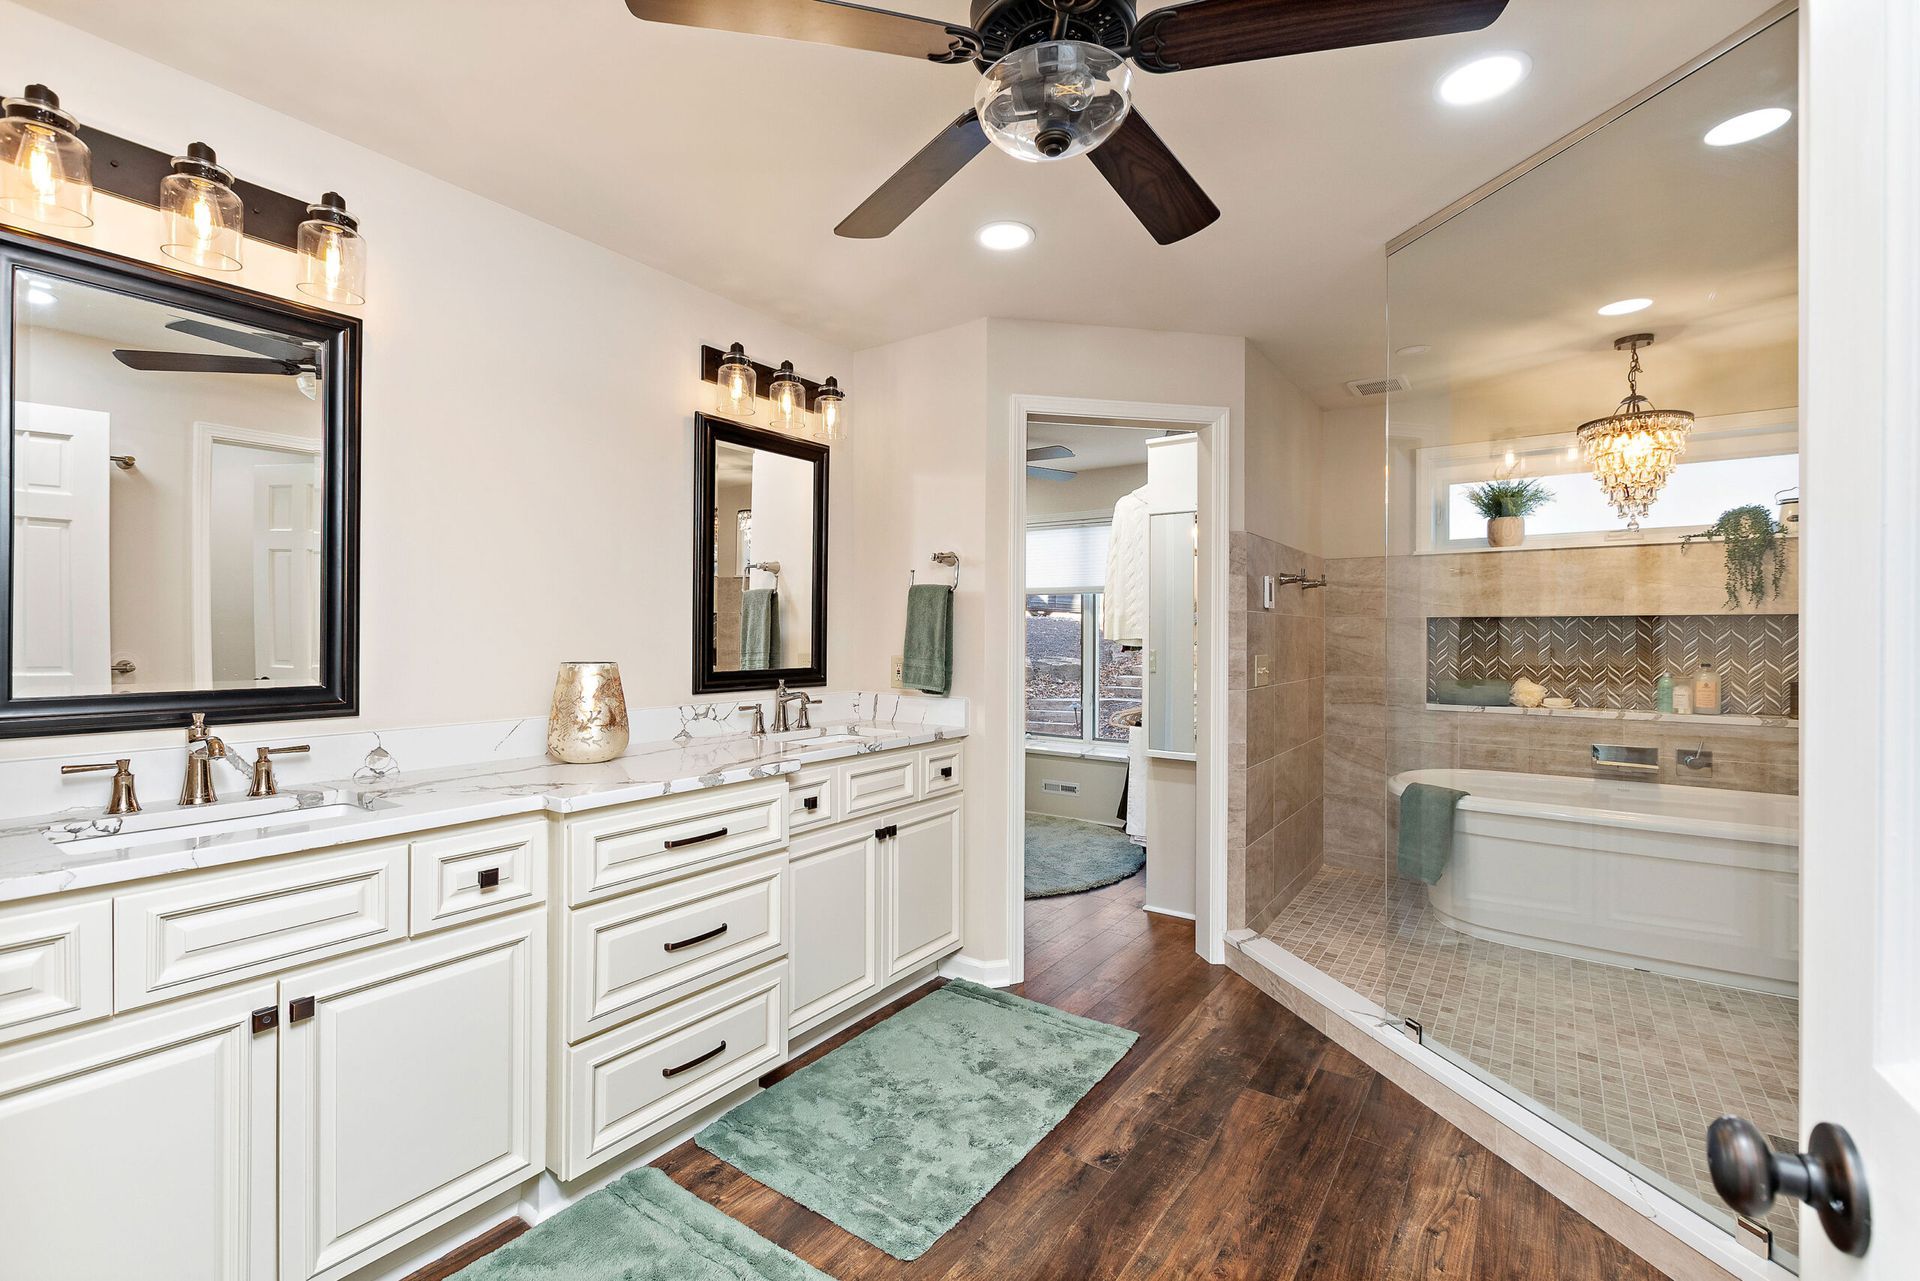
[1681,504,1788,609]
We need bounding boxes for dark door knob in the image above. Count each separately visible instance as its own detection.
[1707,1116,1871,1257]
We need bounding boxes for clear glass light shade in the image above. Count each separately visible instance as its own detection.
[715,346,756,417]
[296,195,366,305]
[159,147,243,271]
[1578,403,1694,530]
[0,91,92,229]
[814,378,849,444]
[974,40,1131,163]
[767,363,807,434]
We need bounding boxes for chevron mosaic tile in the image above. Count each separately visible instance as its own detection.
[1427,614,1800,717]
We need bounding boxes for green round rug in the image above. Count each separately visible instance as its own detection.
[1024,814,1146,898]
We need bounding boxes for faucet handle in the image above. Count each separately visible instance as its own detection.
[62,759,140,816]
[187,711,207,741]
[249,745,311,798]
[737,704,767,736]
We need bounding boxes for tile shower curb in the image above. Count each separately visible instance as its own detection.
[1224,932,1791,1281]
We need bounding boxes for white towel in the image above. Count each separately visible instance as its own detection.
[1104,487,1150,646]
[1125,727,1148,847]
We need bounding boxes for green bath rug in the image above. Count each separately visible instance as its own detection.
[696,979,1137,1260]
[452,1167,827,1280]
[1024,812,1146,898]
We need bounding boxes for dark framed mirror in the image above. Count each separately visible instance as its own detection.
[0,228,360,737]
[694,412,828,694]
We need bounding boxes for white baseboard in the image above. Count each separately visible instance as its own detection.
[1143,903,1196,921]
[940,953,1015,987]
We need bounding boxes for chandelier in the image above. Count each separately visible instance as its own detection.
[1577,334,1694,530]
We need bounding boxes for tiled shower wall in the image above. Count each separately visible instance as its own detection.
[1428,614,1800,718]
[1228,532,1325,930]
[1323,544,1802,871]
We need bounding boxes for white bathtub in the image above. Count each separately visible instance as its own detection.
[1390,769,1799,995]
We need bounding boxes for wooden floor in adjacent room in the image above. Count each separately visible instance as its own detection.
[416,876,1668,1280]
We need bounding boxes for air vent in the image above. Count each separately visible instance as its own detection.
[1344,375,1411,398]
[1040,779,1080,795]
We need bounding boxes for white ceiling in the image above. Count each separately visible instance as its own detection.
[23,0,1783,406]
[1027,419,1163,471]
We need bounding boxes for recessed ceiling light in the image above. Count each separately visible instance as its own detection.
[1597,297,1653,316]
[1704,107,1792,147]
[1436,52,1530,106]
[977,221,1034,251]
[1395,344,1431,357]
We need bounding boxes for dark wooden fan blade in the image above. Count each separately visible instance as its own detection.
[165,317,311,362]
[112,350,297,375]
[624,0,980,63]
[1027,445,1076,461]
[1131,0,1510,74]
[1087,111,1220,245]
[836,111,990,239]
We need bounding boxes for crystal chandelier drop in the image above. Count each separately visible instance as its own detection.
[1576,334,1694,530]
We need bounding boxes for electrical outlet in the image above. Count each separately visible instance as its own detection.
[1254,654,1272,687]
[890,655,904,689]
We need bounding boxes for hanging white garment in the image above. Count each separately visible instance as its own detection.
[1104,486,1150,645]
[1125,727,1148,847]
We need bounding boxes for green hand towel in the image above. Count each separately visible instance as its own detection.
[1397,782,1468,884]
[901,583,953,696]
[740,588,778,671]
[1431,678,1514,707]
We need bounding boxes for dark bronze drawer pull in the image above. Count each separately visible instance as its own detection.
[662,1041,727,1078]
[664,923,729,953]
[289,995,315,1024]
[939,766,954,779]
[477,866,502,890]
[802,796,819,811]
[665,827,729,850]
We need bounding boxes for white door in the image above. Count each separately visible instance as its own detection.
[1786,2,1917,1274]
[0,982,277,1280]
[788,824,880,1032]
[885,801,963,978]
[278,916,544,1281]
[251,461,321,685]
[10,402,110,697]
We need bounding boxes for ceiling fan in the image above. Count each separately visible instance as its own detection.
[1027,443,1077,480]
[622,0,1508,245]
[113,319,322,397]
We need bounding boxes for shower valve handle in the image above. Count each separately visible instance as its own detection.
[1707,1116,1871,1256]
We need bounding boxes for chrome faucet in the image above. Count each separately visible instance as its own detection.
[180,712,232,805]
[773,680,821,733]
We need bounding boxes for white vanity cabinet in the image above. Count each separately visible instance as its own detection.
[884,799,964,979]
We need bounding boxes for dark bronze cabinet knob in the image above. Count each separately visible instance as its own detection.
[1708,1116,1871,1256]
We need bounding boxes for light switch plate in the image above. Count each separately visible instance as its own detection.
[1254,654,1272,687]
[890,655,904,689]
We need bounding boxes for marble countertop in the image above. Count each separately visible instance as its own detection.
[0,718,965,905]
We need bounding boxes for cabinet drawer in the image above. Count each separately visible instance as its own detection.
[567,854,786,1042]
[114,843,407,1011]
[410,817,548,934]
[785,766,837,835]
[565,781,788,907]
[920,744,964,798]
[0,897,111,1047]
[841,753,919,819]
[557,963,785,1179]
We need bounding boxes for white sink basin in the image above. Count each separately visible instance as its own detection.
[775,733,868,750]
[47,793,383,853]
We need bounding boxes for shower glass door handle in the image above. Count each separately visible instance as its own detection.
[1707,1116,1871,1257]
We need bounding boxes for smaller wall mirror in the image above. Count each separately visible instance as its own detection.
[694,413,828,693]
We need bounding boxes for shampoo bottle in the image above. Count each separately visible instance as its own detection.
[1693,662,1722,716]
[1655,672,1674,714]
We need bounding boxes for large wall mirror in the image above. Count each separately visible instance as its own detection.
[693,413,827,693]
[2,231,359,737]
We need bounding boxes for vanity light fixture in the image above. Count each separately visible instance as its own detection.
[1597,297,1652,316]
[0,84,92,228]
[1576,333,1694,531]
[814,376,849,443]
[714,342,757,417]
[1704,107,1792,148]
[296,192,367,305]
[767,360,808,433]
[159,142,243,271]
[1436,52,1529,106]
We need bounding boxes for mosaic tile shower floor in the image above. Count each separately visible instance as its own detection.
[1265,866,1802,1260]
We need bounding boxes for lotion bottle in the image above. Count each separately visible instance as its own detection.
[1693,662,1722,716]
[1655,672,1674,714]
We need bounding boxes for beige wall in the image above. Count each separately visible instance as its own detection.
[1023,751,1126,823]
[1026,463,1146,521]
[0,5,855,762]
[1320,403,1386,561]
[1243,342,1324,555]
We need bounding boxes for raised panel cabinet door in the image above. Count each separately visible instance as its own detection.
[278,914,545,1281]
[841,752,920,819]
[787,827,880,1034]
[885,802,963,979]
[0,981,278,1281]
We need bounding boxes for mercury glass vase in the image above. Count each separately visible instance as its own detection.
[546,661,630,764]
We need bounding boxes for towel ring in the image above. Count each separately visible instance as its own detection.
[911,551,960,590]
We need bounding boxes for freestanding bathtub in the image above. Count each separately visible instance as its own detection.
[1389,769,1799,995]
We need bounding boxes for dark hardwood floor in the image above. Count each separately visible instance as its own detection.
[412,876,1668,1280]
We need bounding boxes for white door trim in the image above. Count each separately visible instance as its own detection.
[1006,394,1233,978]
[189,421,321,688]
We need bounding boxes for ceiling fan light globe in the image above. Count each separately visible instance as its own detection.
[974,40,1131,164]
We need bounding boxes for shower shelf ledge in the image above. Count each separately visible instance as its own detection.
[1425,702,1797,730]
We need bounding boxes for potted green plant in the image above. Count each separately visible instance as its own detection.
[1466,479,1553,548]
[1682,503,1789,608]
